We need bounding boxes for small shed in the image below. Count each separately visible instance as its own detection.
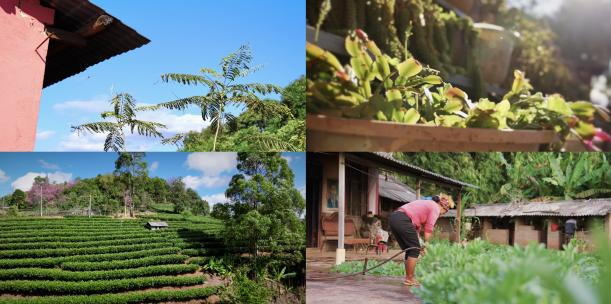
[145,221,169,230]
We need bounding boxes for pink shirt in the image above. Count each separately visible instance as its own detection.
[398,200,440,234]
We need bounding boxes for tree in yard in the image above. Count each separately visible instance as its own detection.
[185,188,208,215]
[156,44,288,151]
[9,189,27,209]
[72,93,166,152]
[168,178,189,213]
[114,152,148,217]
[222,152,305,277]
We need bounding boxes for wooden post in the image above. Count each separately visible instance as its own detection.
[39,184,43,217]
[455,190,462,242]
[416,179,421,199]
[88,194,92,218]
[337,153,346,265]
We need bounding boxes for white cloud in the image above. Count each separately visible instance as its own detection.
[150,161,159,172]
[186,153,237,176]
[183,175,230,189]
[298,185,305,198]
[282,155,293,163]
[137,109,208,134]
[36,131,55,140]
[57,132,155,152]
[0,169,9,183]
[38,159,60,170]
[11,171,73,191]
[53,96,109,113]
[52,102,207,151]
[201,193,228,207]
[58,133,107,151]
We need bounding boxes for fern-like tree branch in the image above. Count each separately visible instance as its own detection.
[71,93,166,152]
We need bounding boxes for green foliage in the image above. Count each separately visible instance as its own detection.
[156,45,286,151]
[0,264,198,281]
[214,153,305,294]
[308,30,606,148]
[0,247,181,269]
[72,94,165,152]
[180,77,306,152]
[0,287,221,304]
[0,276,204,295]
[395,152,611,206]
[60,254,188,271]
[221,271,271,304]
[0,242,174,259]
[7,206,19,217]
[334,238,604,303]
[9,190,26,209]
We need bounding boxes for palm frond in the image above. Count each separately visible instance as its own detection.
[104,130,124,152]
[161,73,216,87]
[101,111,117,119]
[161,133,186,148]
[200,68,221,78]
[231,83,282,95]
[156,96,208,111]
[72,122,118,134]
[129,120,166,138]
[221,44,253,81]
[251,133,298,152]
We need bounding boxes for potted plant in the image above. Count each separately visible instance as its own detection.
[307,29,608,151]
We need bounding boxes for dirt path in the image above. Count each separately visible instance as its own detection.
[306,258,422,304]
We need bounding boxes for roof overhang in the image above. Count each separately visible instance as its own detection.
[40,0,150,87]
[347,152,478,190]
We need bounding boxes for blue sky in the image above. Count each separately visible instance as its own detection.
[0,152,305,207]
[36,0,304,151]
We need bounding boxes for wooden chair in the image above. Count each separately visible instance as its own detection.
[320,212,370,253]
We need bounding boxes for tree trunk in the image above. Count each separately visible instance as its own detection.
[212,112,222,152]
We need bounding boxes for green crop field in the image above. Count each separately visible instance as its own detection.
[0,217,226,304]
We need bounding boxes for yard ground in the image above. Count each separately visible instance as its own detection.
[306,248,421,304]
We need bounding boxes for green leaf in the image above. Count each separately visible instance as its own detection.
[574,121,596,139]
[569,101,596,119]
[397,58,422,78]
[345,36,360,57]
[546,94,572,115]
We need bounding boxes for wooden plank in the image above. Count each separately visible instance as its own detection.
[455,191,462,242]
[306,25,347,56]
[307,115,560,151]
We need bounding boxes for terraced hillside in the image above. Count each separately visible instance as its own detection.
[0,217,227,304]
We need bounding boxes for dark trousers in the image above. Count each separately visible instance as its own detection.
[389,211,421,259]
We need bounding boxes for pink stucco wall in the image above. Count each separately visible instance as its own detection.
[0,0,54,151]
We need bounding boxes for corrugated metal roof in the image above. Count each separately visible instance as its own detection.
[379,175,417,203]
[357,152,478,189]
[146,221,169,227]
[41,0,150,87]
[442,198,611,217]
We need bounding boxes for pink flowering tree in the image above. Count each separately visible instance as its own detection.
[26,176,74,208]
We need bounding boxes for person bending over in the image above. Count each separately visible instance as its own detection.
[389,195,451,286]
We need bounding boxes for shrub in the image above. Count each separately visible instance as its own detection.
[0,264,198,281]
[0,286,222,304]
[61,254,189,271]
[0,276,204,295]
